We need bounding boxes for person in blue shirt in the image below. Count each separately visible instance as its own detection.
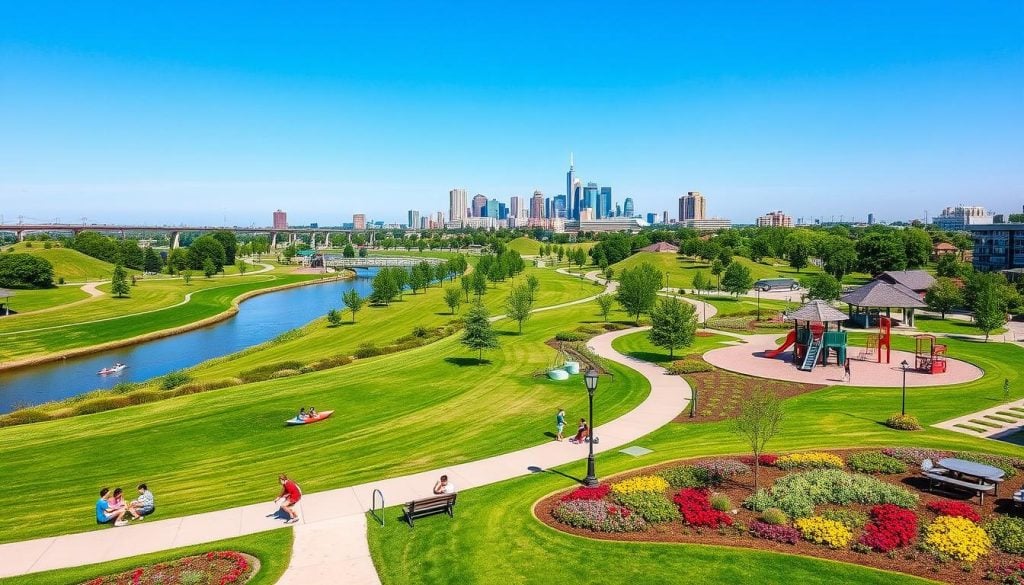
[96,487,129,527]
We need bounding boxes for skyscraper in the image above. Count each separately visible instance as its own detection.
[583,182,599,216]
[486,198,500,219]
[510,196,523,219]
[566,153,577,220]
[599,187,612,219]
[407,210,420,229]
[273,209,288,229]
[553,195,567,218]
[679,192,706,221]
[623,198,634,218]
[530,190,544,219]
[449,188,467,226]
[472,194,488,217]
[646,212,657,224]
[353,214,366,230]
[498,202,508,220]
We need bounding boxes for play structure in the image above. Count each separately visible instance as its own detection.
[860,316,893,364]
[764,300,848,372]
[914,334,947,374]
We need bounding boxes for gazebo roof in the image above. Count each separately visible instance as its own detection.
[639,241,679,253]
[841,280,927,309]
[877,270,935,292]
[785,299,849,322]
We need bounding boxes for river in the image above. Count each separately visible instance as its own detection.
[0,273,376,414]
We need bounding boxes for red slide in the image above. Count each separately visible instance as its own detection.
[765,330,796,358]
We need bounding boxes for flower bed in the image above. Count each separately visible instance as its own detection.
[924,515,991,562]
[927,500,981,523]
[674,488,733,528]
[775,452,845,470]
[858,504,917,552]
[794,516,853,549]
[80,551,256,585]
[847,451,907,475]
[552,500,647,532]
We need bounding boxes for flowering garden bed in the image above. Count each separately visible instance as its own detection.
[538,448,1024,584]
[79,551,257,585]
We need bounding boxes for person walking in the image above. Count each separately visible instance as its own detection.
[274,474,302,524]
[555,408,566,441]
[843,358,851,383]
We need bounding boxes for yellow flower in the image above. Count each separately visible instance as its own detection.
[794,516,853,549]
[924,516,991,562]
[611,475,669,496]
[777,452,845,470]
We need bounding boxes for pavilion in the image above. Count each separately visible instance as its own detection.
[841,279,927,327]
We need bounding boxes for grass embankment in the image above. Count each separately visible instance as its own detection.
[5,242,129,283]
[367,334,1024,584]
[0,303,649,543]
[0,529,292,585]
[913,314,1007,337]
[2,286,90,313]
[0,272,321,364]
[610,330,737,365]
[611,253,795,290]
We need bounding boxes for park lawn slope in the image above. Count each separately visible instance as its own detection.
[913,314,1007,337]
[6,242,129,282]
[612,253,815,290]
[0,305,649,543]
[2,286,90,313]
[507,236,542,255]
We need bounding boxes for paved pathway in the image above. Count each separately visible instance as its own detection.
[934,399,1024,441]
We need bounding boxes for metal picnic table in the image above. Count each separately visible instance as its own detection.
[938,458,1005,494]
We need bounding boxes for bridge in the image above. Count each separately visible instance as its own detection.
[315,255,446,269]
[0,223,383,248]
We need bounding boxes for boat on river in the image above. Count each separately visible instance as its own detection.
[98,363,127,375]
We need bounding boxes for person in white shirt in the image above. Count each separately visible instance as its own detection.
[432,475,456,494]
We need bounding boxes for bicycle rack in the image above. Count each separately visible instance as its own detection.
[370,489,385,527]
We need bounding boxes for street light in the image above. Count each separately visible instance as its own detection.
[756,287,761,322]
[583,368,600,487]
[900,359,909,416]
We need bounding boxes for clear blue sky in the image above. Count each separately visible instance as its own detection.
[1,1,1021,226]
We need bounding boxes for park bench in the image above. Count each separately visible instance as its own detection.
[923,471,995,504]
[403,493,457,528]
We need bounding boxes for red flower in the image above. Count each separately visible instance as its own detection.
[926,500,980,522]
[739,454,778,466]
[858,504,918,552]
[673,488,732,528]
[561,484,610,502]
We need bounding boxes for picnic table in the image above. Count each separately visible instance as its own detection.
[937,458,1005,498]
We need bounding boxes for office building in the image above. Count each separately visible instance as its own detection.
[566,153,577,220]
[968,223,1024,271]
[544,197,551,219]
[552,195,567,218]
[485,198,500,219]
[352,214,366,230]
[756,210,793,228]
[583,182,599,217]
[407,210,420,230]
[683,218,732,232]
[679,192,706,221]
[867,213,875,226]
[934,205,994,231]
[647,212,657,224]
[615,203,622,217]
[464,216,497,230]
[580,208,595,221]
[624,198,634,218]
[273,209,288,229]
[663,211,669,224]
[577,217,649,233]
[498,202,508,220]
[510,196,523,219]
[530,190,545,219]
[599,187,612,219]
[449,188,468,227]
[471,194,488,218]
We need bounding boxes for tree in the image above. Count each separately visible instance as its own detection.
[721,262,753,297]
[935,254,969,279]
[750,237,772,262]
[202,257,217,278]
[370,268,399,305]
[460,274,472,302]
[505,284,534,333]
[648,297,697,358]
[0,254,54,289]
[525,274,540,302]
[342,289,364,322]
[143,247,163,274]
[710,259,724,291]
[342,244,356,258]
[856,232,906,275]
[974,275,1007,341]
[236,260,249,276]
[616,262,664,324]
[788,240,810,272]
[596,294,614,322]
[472,269,488,298]
[556,247,565,264]
[326,308,343,327]
[807,273,842,302]
[111,264,130,298]
[444,286,462,315]
[924,277,963,319]
[210,231,238,265]
[735,389,784,493]
[408,265,427,293]
[819,236,857,280]
[901,228,931,269]
[187,236,227,271]
[181,270,193,285]
[461,301,499,363]
[691,270,709,296]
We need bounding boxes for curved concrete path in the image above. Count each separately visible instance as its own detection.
[0,326,691,583]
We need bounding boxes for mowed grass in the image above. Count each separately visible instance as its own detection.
[913,314,1007,337]
[695,294,795,316]
[4,242,127,282]
[368,332,1024,585]
[2,286,90,313]
[0,529,293,585]
[0,305,649,543]
[613,252,809,290]
[611,330,737,365]
[0,273,319,361]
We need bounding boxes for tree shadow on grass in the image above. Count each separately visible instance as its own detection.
[527,465,585,484]
[626,350,672,364]
[444,357,491,367]
[496,330,520,337]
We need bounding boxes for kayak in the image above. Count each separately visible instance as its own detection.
[285,410,334,426]
[98,364,127,375]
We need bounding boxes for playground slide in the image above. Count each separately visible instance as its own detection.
[765,330,796,358]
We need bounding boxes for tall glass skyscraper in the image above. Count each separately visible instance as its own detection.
[599,187,612,219]
[553,195,567,218]
[583,182,599,215]
[623,197,635,218]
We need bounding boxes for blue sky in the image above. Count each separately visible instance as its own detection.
[1,1,1021,226]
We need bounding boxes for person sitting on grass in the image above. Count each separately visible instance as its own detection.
[432,474,456,495]
[96,487,129,527]
[570,418,589,444]
[128,483,155,520]
[274,474,302,524]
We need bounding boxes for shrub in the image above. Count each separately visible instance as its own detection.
[269,368,300,379]
[710,493,732,512]
[927,500,981,523]
[614,491,681,523]
[111,382,141,394]
[666,359,715,374]
[743,469,918,519]
[238,360,303,382]
[575,324,605,335]
[126,390,162,405]
[986,517,1024,555]
[953,452,1024,478]
[411,325,429,338]
[693,459,750,482]
[552,500,647,532]
[881,447,951,465]
[795,516,853,548]
[310,355,353,371]
[74,396,131,415]
[674,488,733,528]
[611,475,669,496]
[555,331,586,342]
[885,414,923,431]
[924,515,991,562]
[749,520,800,544]
[760,508,789,526]
[776,452,845,470]
[561,485,611,502]
[0,408,51,426]
[658,465,712,488]
[821,509,868,530]
[858,504,918,552]
[739,454,779,467]
[848,451,908,475]
[354,343,383,359]
[161,371,192,390]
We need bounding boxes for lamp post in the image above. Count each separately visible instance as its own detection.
[756,286,761,322]
[900,359,909,416]
[583,368,600,487]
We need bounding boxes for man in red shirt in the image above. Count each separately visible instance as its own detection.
[274,474,302,524]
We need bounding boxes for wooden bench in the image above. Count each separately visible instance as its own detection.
[923,472,995,504]
[403,493,457,527]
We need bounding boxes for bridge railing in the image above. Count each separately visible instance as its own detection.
[320,256,445,268]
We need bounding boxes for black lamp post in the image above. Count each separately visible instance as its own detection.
[756,287,761,322]
[900,359,909,416]
[583,368,599,487]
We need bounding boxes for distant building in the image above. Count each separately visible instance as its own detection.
[449,188,468,227]
[933,205,993,231]
[756,210,793,228]
[485,198,500,219]
[583,183,599,217]
[646,212,657,224]
[552,195,567,218]
[599,187,612,219]
[498,202,508,220]
[968,223,1024,271]
[471,194,488,218]
[577,217,649,233]
[463,216,497,230]
[353,214,366,230]
[407,210,420,230]
[867,213,875,225]
[683,218,732,232]
[530,190,545,220]
[623,198,635,217]
[544,197,551,219]
[580,207,595,221]
[679,192,706,221]
[420,216,430,230]
[662,211,669,224]
[273,209,288,229]
[510,196,523,219]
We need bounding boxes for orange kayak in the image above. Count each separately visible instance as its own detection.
[285,410,334,426]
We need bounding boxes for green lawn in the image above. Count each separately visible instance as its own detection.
[507,236,543,255]
[2,285,90,313]
[611,330,737,365]
[0,305,649,543]
[913,314,1007,337]
[6,242,127,283]
[0,529,292,585]
[613,253,809,291]
[367,333,1024,585]
[693,294,795,316]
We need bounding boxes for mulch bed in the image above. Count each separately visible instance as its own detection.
[676,361,824,422]
[536,449,1024,585]
[78,551,258,585]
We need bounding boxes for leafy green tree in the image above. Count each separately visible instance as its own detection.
[935,254,969,279]
[461,301,499,363]
[717,247,733,268]
[924,277,963,319]
[788,240,810,272]
[648,297,697,358]
[434,262,450,284]
[472,269,488,298]
[187,236,227,271]
[901,228,932,269]
[460,274,472,301]
[370,268,399,305]
[556,247,565,263]
[111,264,130,298]
[604,267,614,281]
[974,275,1007,341]
[616,262,664,324]
[525,274,540,302]
[750,237,772,262]
[721,262,754,297]
[143,247,163,273]
[236,260,249,275]
[0,254,54,289]
[358,246,368,258]
[807,273,842,302]
[408,265,427,293]
[505,284,534,333]
[596,293,614,322]
[444,286,462,314]
[710,259,724,291]
[342,289,364,322]
[392,267,409,299]
[210,231,238,265]
[342,244,355,258]
[819,236,857,280]
[735,389,783,493]
[856,232,907,275]
[202,257,217,278]
[181,270,193,285]
[691,270,709,296]
[326,309,343,327]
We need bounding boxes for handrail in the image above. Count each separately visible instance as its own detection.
[370,489,385,527]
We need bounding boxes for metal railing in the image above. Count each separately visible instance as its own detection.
[370,489,385,527]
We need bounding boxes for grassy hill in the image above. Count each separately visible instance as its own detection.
[507,237,542,255]
[5,242,123,282]
[610,252,823,290]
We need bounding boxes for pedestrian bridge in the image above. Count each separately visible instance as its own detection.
[315,255,446,269]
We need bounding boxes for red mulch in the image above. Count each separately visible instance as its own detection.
[77,551,257,585]
[675,362,824,422]
[536,449,1024,584]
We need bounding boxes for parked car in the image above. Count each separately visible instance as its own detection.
[754,278,799,291]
